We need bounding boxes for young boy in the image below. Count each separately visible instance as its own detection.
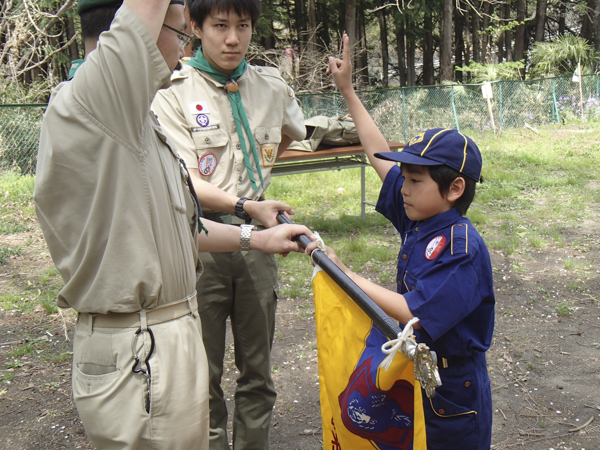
[151,1,306,449]
[306,35,495,449]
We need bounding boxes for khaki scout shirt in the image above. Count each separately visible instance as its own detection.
[34,6,199,314]
[151,64,306,206]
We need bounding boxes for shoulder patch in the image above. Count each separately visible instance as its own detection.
[425,236,446,261]
[450,223,469,255]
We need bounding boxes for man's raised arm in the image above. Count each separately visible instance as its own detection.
[124,0,170,40]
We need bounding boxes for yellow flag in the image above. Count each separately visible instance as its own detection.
[313,270,427,450]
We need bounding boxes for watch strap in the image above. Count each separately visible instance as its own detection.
[234,197,251,220]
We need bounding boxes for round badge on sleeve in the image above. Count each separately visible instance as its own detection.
[196,114,210,127]
[198,153,217,176]
[425,236,446,260]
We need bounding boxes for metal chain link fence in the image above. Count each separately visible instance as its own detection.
[2,74,599,175]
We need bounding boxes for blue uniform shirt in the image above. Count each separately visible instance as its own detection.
[376,164,495,449]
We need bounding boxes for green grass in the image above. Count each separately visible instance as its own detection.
[0,245,23,265]
[1,125,599,315]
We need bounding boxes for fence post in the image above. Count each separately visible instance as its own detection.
[451,85,460,132]
[552,78,559,124]
[498,81,503,132]
[402,87,407,142]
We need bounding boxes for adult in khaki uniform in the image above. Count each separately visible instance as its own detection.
[33,1,310,448]
[151,1,305,448]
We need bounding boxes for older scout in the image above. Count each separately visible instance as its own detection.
[33,1,310,448]
[151,1,306,448]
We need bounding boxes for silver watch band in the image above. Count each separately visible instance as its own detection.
[240,224,255,252]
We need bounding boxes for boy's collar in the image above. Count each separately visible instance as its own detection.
[411,208,464,234]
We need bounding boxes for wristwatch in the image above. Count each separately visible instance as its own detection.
[240,224,256,252]
[234,197,251,221]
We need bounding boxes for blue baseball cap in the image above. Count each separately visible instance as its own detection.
[375,128,482,181]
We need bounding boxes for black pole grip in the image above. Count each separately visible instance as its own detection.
[277,213,401,340]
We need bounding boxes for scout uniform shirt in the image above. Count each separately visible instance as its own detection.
[376,164,495,449]
[151,63,306,205]
[34,6,200,314]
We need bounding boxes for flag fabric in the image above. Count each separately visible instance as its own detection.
[313,269,427,450]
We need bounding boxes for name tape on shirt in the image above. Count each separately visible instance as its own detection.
[188,101,210,115]
[425,236,446,260]
[199,153,217,176]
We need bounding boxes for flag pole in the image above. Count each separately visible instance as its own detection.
[277,213,402,340]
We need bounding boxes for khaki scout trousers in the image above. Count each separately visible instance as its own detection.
[197,250,278,450]
[72,307,209,449]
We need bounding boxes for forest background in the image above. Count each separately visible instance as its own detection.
[2,0,600,104]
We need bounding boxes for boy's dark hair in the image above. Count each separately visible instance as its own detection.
[80,5,121,41]
[404,164,477,216]
[186,0,261,27]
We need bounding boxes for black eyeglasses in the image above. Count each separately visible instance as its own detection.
[162,23,193,49]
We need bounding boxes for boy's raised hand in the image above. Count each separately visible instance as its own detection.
[328,34,353,95]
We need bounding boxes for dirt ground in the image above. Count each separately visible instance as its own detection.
[1,216,599,450]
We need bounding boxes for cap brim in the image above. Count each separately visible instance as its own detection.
[374,151,442,166]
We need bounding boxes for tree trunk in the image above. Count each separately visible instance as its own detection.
[594,0,600,51]
[378,7,389,87]
[318,1,330,48]
[534,0,547,42]
[345,0,357,84]
[423,6,434,85]
[395,10,407,87]
[481,2,491,62]
[345,0,357,54]
[558,2,566,36]
[294,0,307,46]
[307,0,316,52]
[454,4,464,82]
[66,16,79,61]
[513,0,526,63]
[406,14,416,86]
[504,2,512,61]
[357,5,368,87]
[440,0,453,82]
[472,6,480,63]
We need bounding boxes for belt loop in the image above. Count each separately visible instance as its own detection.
[188,294,198,318]
[140,309,148,331]
[87,314,94,336]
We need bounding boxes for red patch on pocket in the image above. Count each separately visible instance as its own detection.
[425,236,446,260]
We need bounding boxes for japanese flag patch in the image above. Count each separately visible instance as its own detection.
[189,101,210,115]
[199,153,217,176]
[425,236,446,260]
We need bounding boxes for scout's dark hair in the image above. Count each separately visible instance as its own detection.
[80,5,121,41]
[186,0,261,27]
[80,1,186,42]
[403,163,477,216]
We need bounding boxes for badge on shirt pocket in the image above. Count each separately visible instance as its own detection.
[261,145,276,167]
[199,153,217,176]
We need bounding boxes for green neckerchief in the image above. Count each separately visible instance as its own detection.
[187,48,264,192]
[68,59,85,80]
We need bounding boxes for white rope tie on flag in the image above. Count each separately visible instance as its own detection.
[380,317,420,371]
[310,231,327,261]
